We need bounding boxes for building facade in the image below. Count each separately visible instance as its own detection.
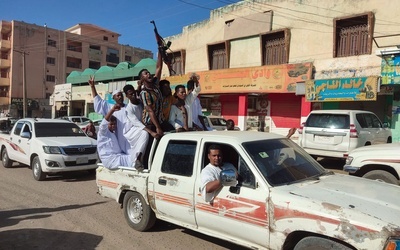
[160,0,400,140]
[0,20,152,118]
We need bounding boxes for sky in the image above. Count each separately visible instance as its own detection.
[0,0,239,58]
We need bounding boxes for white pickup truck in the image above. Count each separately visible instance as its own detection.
[96,131,400,249]
[0,118,98,181]
[344,143,400,185]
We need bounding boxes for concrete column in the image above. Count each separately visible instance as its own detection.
[300,96,311,124]
[238,94,248,131]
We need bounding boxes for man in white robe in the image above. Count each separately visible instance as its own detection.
[88,76,130,154]
[123,84,160,169]
[97,114,131,170]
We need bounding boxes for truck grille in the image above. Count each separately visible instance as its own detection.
[65,159,98,166]
[62,146,97,155]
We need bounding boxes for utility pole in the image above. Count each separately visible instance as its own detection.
[13,49,29,118]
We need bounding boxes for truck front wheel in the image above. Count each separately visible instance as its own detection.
[123,191,156,232]
[2,148,13,168]
[32,156,46,181]
[294,236,352,250]
[363,170,398,185]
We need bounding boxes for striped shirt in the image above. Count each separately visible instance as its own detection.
[140,84,164,126]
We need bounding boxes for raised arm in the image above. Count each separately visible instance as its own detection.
[154,51,162,83]
[88,75,98,98]
[105,104,120,122]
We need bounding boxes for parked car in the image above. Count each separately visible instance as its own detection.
[59,116,90,124]
[0,118,98,180]
[199,115,239,131]
[298,110,392,158]
[78,119,101,135]
[344,143,400,185]
[0,117,18,134]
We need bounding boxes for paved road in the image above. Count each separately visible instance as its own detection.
[0,163,246,250]
[0,158,345,250]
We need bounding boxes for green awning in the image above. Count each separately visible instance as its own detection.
[115,62,135,70]
[65,58,156,84]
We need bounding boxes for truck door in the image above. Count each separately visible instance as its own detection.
[195,143,270,248]
[152,139,197,228]
[12,122,32,165]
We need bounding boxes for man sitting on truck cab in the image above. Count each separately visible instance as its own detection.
[201,144,237,203]
[97,105,143,170]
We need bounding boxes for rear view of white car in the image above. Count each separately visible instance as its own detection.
[298,110,391,158]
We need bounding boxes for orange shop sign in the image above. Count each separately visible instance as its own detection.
[166,63,312,94]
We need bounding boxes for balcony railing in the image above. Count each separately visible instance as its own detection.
[0,59,10,68]
[0,77,9,86]
[0,40,11,50]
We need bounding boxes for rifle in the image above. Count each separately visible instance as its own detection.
[150,20,176,76]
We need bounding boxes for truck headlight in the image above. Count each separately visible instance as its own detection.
[384,237,400,250]
[345,156,353,165]
[43,146,62,154]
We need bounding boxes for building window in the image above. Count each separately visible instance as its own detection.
[66,57,82,69]
[106,48,119,64]
[89,61,101,69]
[1,69,8,78]
[171,50,185,75]
[125,55,132,62]
[0,87,9,97]
[67,40,82,52]
[90,45,101,50]
[46,75,56,82]
[48,39,56,47]
[47,57,55,65]
[0,52,8,60]
[334,12,374,57]
[103,36,108,41]
[208,43,229,70]
[261,29,290,65]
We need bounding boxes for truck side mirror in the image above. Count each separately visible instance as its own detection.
[20,131,31,139]
[383,122,390,128]
[220,169,238,187]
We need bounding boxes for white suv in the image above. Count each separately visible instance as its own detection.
[298,110,392,158]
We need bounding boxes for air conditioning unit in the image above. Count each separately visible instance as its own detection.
[375,48,400,56]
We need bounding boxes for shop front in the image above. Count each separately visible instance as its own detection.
[9,98,40,118]
[166,62,313,134]
[380,54,400,142]
[305,76,395,139]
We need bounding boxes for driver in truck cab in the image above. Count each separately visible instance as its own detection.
[200,144,237,203]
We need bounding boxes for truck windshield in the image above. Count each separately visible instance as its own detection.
[242,139,327,186]
[35,123,86,137]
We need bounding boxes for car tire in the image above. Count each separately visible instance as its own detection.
[1,148,13,168]
[363,170,398,185]
[32,156,46,181]
[294,236,352,250]
[123,191,156,232]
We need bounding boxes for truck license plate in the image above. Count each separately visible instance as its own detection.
[315,135,333,143]
[76,157,88,164]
